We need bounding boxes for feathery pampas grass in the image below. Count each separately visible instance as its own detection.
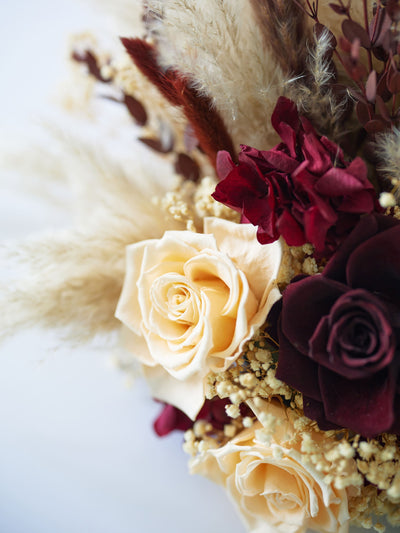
[144,0,289,151]
[284,28,348,141]
[0,130,185,342]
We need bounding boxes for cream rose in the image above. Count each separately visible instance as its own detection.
[115,217,282,418]
[190,401,350,533]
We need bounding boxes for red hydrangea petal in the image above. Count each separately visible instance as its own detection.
[301,133,332,175]
[276,210,306,246]
[216,150,236,180]
[338,190,375,213]
[271,97,299,157]
[315,166,369,196]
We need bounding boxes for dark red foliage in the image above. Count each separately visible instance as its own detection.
[213,97,378,258]
[121,37,235,166]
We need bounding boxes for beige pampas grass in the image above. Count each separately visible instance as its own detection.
[145,0,287,151]
[1,129,185,342]
[285,28,348,140]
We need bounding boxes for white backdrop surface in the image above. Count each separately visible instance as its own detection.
[0,2,397,533]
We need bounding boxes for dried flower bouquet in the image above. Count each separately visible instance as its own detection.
[3,1,400,532]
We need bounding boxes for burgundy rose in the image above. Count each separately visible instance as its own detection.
[274,213,400,437]
[153,398,232,437]
[212,97,379,257]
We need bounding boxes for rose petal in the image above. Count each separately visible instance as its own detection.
[281,276,348,354]
[319,366,396,437]
[276,326,322,402]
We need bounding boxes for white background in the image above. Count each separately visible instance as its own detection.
[0,1,397,533]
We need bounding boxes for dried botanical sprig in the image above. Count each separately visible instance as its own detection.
[249,0,311,76]
[121,37,236,166]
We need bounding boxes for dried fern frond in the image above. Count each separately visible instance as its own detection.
[145,0,286,151]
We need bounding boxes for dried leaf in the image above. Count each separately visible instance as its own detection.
[388,70,400,94]
[364,118,387,133]
[366,70,377,103]
[71,50,111,83]
[174,153,200,182]
[328,3,348,16]
[342,19,371,49]
[139,136,173,153]
[356,101,372,125]
[124,94,148,126]
[375,94,391,122]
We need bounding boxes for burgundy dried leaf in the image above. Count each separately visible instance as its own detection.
[377,73,392,102]
[139,136,173,153]
[366,70,377,102]
[72,50,111,83]
[372,44,389,62]
[387,0,400,22]
[342,19,371,49]
[339,36,352,53]
[375,94,391,122]
[370,7,392,46]
[364,118,388,133]
[388,70,400,94]
[124,94,147,126]
[174,153,200,182]
[350,38,361,62]
[356,101,372,125]
[329,3,348,15]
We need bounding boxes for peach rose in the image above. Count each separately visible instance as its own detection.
[115,218,282,418]
[190,401,350,533]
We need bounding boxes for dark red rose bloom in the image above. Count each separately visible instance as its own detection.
[212,97,379,257]
[273,213,400,437]
[153,398,232,437]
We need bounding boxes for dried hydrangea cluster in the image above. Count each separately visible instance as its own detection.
[5,1,400,533]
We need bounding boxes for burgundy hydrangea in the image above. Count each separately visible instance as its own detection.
[212,97,379,257]
[153,398,232,437]
[273,213,400,437]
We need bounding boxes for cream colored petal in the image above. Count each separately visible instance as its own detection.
[204,217,282,303]
[142,363,206,419]
[115,238,156,335]
[119,325,156,367]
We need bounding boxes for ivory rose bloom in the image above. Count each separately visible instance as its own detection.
[115,217,282,419]
[191,401,350,533]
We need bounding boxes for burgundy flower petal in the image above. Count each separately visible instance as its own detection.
[276,326,322,401]
[322,214,380,282]
[338,190,375,213]
[309,289,395,379]
[281,276,348,354]
[347,224,400,303]
[301,133,332,175]
[303,396,341,431]
[154,403,193,436]
[315,166,369,197]
[276,209,306,246]
[271,97,299,157]
[216,150,236,180]
[319,366,396,437]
